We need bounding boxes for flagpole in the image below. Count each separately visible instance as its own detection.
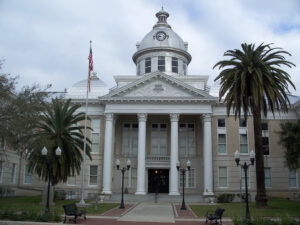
[80,40,92,204]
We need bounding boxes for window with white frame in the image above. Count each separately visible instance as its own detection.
[218,167,228,187]
[218,118,226,128]
[91,119,100,153]
[158,56,165,72]
[240,134,248,153]
[151,124,167,156]
[122,123,138,156]
[67,175,76,186]
[179,124,195,157]
[0,161,3,183]
[241,168,250,188]
[89,165,98,185]
[24,165,32,184]
[172,57,178,73]
[218,134,226,154]
[289,170,298,188]
[264,168,271,188]
[10,163,16,184]
[145,57,151,73]
[179,168,196,188]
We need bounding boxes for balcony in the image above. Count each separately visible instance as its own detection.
[146,155,170,168]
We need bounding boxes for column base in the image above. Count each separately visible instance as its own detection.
[102,190,112,195]
[169,191,180,196]
[135,191,146,195]
[203,191,215,203]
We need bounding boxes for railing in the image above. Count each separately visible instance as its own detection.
[146,156,170,161]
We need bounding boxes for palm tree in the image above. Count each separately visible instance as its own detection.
[279,120,300,170]
[28,98,92,185]
[214,43,295,206]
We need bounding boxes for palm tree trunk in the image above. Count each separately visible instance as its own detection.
[252,107,268,206]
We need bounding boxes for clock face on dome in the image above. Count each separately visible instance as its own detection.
[156,31,167,41]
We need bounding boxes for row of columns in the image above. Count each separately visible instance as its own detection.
[102,113,214,196]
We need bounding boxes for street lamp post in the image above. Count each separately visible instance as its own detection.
[116,159,131,209]
[234,150,255,220]
[41,146,62,214]
[176,160,191,210]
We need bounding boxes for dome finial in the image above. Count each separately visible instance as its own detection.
[154,8,171,28]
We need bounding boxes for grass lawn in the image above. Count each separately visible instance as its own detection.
[0,195,118,215]
[190,198,300,218]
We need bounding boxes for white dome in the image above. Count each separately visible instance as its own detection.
[67,73,109,99]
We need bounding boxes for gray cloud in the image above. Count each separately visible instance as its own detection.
[0,0,299,95]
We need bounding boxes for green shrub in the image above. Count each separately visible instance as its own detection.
[217,193,235,203]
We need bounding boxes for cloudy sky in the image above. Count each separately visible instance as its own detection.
[1,0,300,95]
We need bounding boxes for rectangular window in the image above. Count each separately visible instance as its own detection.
[151,123,167,156]
[183,63,187,75]
[172,57,178,73]
[289,170,297,188]
[241,168,250,188]
[262,137,269,155]
[180,168,196,188]
[89,165,98,185]
[91,119,100,153]
[218,134,226,154]
[264,168,271,188]
[145,57,151,73]
[179,124,195,157]
[240,134,248,153]
[0,161,3,183]
[239,118,247,127]
[67,175,76,186]
[218,118,226,128]
[24,165,32,184]
[122,123,138,156]
[218,167,227,187]
[261,122,268,131]
[10,163,16,184]
[158,56,165,72]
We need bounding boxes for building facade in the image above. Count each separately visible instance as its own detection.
[1,8,300,201]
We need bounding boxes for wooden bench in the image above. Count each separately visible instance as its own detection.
[62,203,86,224]
[205,207,225,225]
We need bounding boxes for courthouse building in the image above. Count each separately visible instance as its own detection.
[1,8,299,201]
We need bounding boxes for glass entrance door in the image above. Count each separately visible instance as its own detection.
[148,169,169,193]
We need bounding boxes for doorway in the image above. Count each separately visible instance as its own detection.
[148,169,169,193]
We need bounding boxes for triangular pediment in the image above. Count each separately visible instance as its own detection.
[100,72,217,102]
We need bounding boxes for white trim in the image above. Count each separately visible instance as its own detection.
[122,122,139,157]
[239,133,249,154]
[217,133,227,155]
[264,167,272,188]
[150,123,168,156]
[179,123,196,157]
[91,118,101,154]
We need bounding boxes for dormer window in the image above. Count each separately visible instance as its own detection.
[145,58,151,73]
[158,56,165,72]
[172,57,178,73]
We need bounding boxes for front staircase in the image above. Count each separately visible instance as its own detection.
[107,193,205,203]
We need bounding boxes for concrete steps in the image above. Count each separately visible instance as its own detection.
[107,193,205,203]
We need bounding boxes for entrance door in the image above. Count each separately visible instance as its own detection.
[148,169,169,193]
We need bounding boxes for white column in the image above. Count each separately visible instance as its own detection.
[135,113,147,195]
[102,113,114,194]
[169,113,180,195]
[202,114,214,196]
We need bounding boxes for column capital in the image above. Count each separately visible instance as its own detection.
[137,113,147,122]
[105,113,114,121]
[170,113,180,122]
[202,114,212,122]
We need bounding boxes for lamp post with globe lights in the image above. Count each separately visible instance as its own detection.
[176,160,191,210]
[234,149,255,220]
[41,146,62,213]
[116,159,131,209]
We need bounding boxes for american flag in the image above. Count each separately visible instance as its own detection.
[88,43,93,92]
